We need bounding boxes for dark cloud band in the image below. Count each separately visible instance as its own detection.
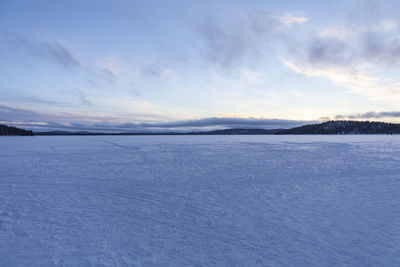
[0,105,308,132]
[335,111,400,119]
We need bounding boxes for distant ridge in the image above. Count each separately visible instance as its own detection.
[35,128,281,136]
[19,120,400,136]
[194,128,281,135]
[0,124,34,136]
[274,120,400,135]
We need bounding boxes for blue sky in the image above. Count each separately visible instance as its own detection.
[2,0,400,132]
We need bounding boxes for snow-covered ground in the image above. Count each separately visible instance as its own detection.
[1,135,400,266]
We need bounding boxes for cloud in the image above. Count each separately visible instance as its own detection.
[141,65,164,77]
[280,15,400,103]
[139,117,306,129]
[306,37,350,67]
[194,12,304,68]
[359,32,400,68]
[140,65,179,82]
[371,19,398,33]
[12,35,81,69]
[0,105,309,132]
[196,20,254,67]
[191,6,400,73]
[318,20,397,41]
[0,105,58,122]
[0,86,72,106]
[318,27,352,41]
[86,67,117,89]
[92,56,177,90]
[239,69,264,84]
[291,90,311,101]
[335,111,400,120]
[283,60,400,101]
[98,68,117,84]
[72,89,92,106]
[274,14,308,27]
[0,105,111,125]
[292,19,400,70]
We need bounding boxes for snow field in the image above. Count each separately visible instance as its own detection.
[0,135,400,266]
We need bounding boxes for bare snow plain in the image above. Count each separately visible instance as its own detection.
[0,135,400,266]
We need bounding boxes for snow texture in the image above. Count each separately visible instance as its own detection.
[0,135,400,266]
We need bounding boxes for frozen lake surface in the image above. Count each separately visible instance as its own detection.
[1,135,400,266]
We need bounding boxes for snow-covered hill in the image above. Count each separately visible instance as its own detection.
[276,120,400,134]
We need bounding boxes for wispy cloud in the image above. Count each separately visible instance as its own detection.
[291,19,400,70]
[274,14,308,27]
[291,90,311,101]
[72,89,92,106]
[11,35,81,69]
[98,68,117,84]
[0,87,70,106]
[318,20,398,41]
[283,60,400,101]
[140,65,180,82]
[239,69,265,84]
[194,12,306,68]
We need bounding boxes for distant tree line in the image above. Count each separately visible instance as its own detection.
[275,120,400,135]
[0,124,34,136]
[2,120,400,136]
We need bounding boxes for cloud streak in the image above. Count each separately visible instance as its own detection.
[335,111,400,120]
[0,105,308,132]
[274,14,308,27]
[139,117,306,129]
[12,35,81,69]
[283,60,400,101]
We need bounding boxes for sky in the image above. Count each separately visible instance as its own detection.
[2,0,400,132]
